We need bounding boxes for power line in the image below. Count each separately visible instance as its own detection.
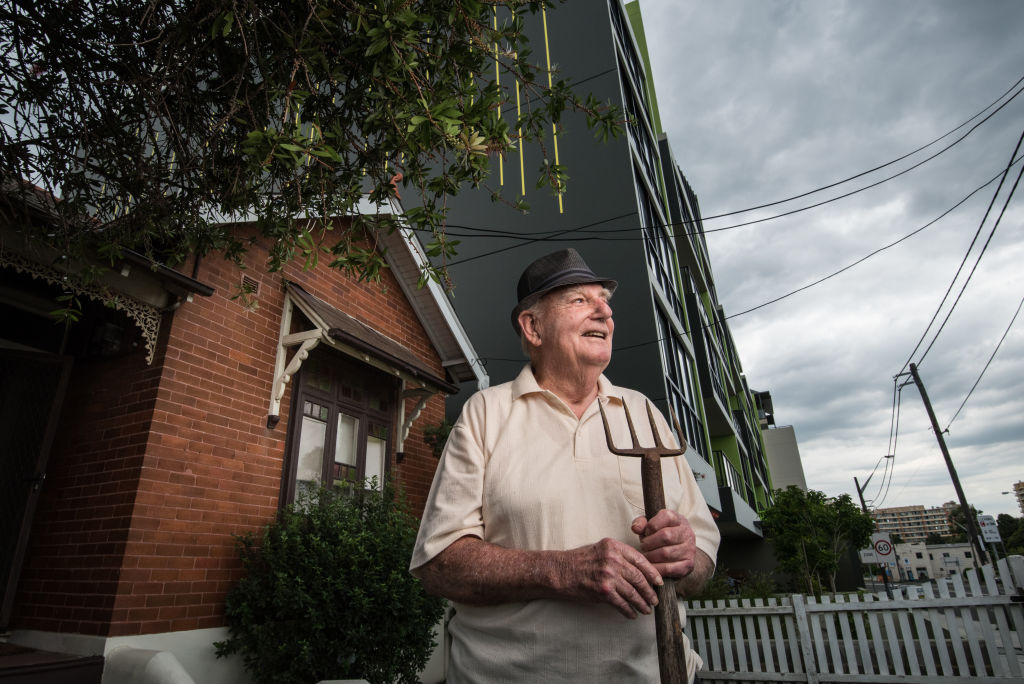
[699,73,1024,221]
[886,378,899,458]
[434,75,1024,241]
[916,144,1024,366]
[443,211,637,267]
[699,87,1024,234]
[874,388,903,509]
[473,160,1023,363]
[858,453,888,508]
[712,159,1021,320]
[899,124,1024,374]
[944,291,1024,431]
[432,150,1024,247]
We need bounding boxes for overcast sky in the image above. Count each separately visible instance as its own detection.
[638,0,1024,521]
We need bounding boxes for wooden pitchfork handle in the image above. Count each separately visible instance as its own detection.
[598,398,688,684]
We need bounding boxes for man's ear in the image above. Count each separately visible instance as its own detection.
[519,310,542,347]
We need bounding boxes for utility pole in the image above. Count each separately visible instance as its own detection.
[907,363,988,566]
[855,476,893,599]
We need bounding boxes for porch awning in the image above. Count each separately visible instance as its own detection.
[287,281,457,394]
[267,281,458,429]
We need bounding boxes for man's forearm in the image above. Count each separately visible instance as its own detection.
[417,535,571,605]
[416,534,667,619]
[674,549,715,598]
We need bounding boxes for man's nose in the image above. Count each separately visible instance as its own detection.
[594,299,613,318]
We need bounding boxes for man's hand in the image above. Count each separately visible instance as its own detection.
[560,538,664,619]
[631,509,697,578]
[631,510,715,596]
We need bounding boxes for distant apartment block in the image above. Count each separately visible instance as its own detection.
[872,502,957,543]
[1011,481,1024,515]
[753,390,807,491]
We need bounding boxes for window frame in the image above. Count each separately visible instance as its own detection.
[281,348,399,504]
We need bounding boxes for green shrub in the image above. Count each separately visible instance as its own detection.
[214,482,445,684]
[689,565,734,602]
[737,569,778,600]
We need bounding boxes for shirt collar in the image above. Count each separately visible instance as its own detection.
[511,363,620,405]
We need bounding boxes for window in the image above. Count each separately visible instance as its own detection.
[284,349,398,502]
[654,306,706,461]
[915,552,923,559]
[964,552,972,558]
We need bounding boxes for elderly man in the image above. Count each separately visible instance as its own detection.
[411,248,720,683]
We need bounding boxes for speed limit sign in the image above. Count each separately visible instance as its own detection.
[860,532,894,564]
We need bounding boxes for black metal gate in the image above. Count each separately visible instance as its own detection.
[0,349,71,630]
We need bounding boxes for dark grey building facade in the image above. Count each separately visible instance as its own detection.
[430,0,774,549]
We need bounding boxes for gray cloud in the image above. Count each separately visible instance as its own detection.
[640,0,1024,517]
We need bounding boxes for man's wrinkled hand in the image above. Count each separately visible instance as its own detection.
[631,509,697,579]
[563,537,664,619]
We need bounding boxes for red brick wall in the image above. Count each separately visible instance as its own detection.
[15,343,162,636]
[15,222,448,637]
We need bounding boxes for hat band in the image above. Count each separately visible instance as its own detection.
[525,267,602,298]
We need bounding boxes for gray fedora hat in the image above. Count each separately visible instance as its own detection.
[510,248,617,333]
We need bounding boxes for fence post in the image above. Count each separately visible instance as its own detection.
[791,594,819,684]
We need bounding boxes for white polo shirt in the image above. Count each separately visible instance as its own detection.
[411,364,721,683]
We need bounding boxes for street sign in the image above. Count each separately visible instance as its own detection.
[977,514,1002,543]
[859,532,893,564]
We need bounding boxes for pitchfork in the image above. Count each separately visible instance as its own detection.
[598,398,688,684]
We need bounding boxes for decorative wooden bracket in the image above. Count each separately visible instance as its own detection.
[267,294,323,429]
[400,387,435,444]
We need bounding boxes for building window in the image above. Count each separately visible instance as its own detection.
[284,349,398,503]
[654,305,705,461]
[915,552,923,559]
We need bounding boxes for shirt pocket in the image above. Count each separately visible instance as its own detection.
[616,454,647,514]
[616,454,688,516]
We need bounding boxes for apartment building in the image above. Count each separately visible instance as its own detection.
[428,0,775,553]
[872,502,958,542]
[753,390,808,491]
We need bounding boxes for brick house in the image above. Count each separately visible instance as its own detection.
[0,196,485,682]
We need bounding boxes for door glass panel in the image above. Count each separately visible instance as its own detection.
[296,403,328,497]
[333,413,360,485]
[303,357,332,393]
[365,422,387,490]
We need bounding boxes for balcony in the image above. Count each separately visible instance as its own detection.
[712,450,762,539]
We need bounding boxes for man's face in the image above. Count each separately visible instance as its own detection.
[533,283,614,372]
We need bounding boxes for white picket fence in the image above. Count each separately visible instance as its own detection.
[686,561,1024,683]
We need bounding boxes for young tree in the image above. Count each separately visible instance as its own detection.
[0,0,621,290]
[1002,515,1024,555]
[1007,525,1024,555]
[946,503,981,543]
[996,513,1020,544]
[761,486,875,595]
